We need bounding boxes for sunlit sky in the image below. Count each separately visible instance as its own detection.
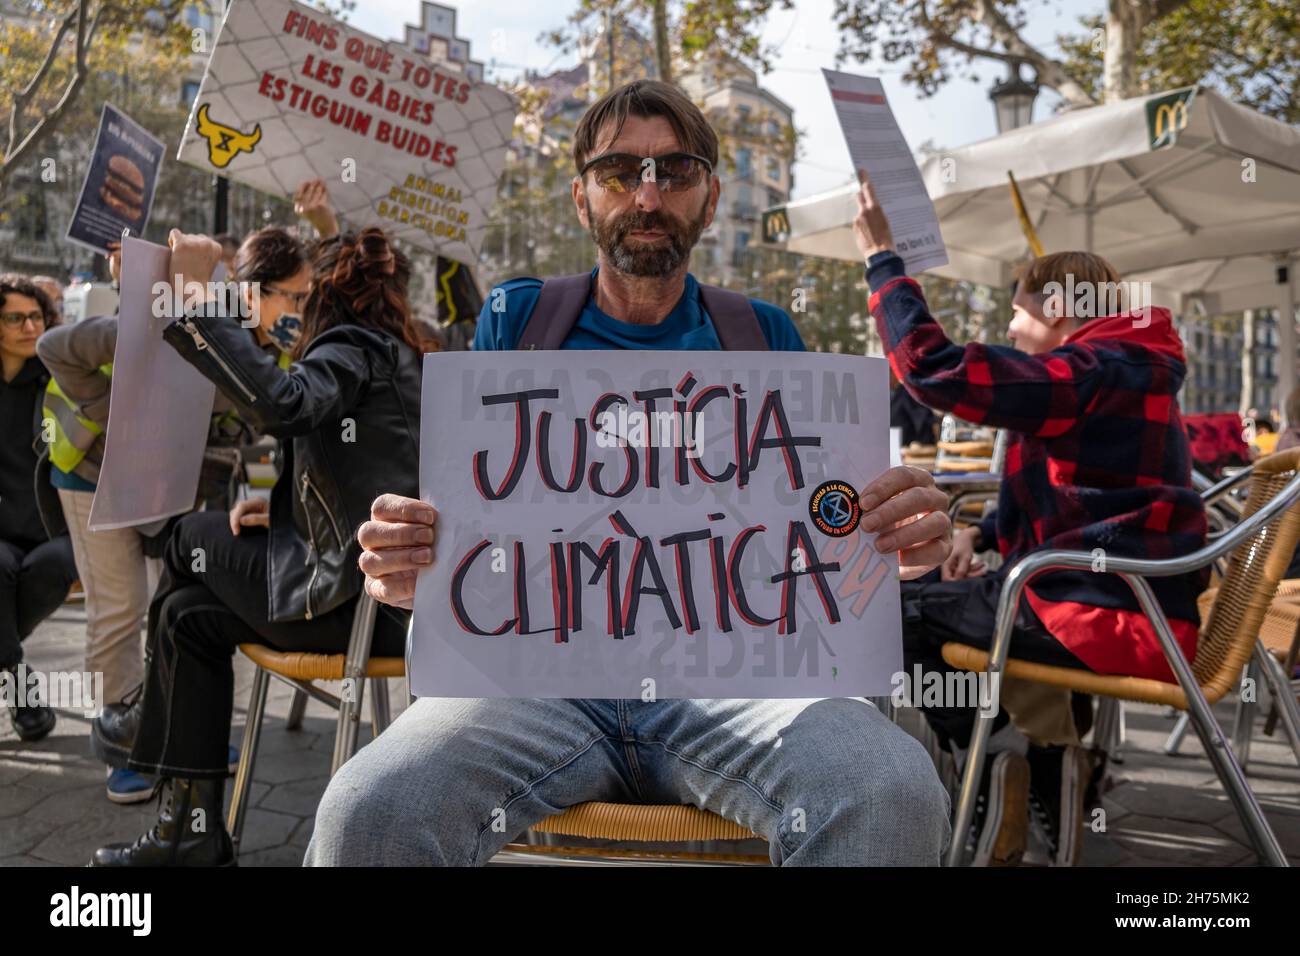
[349,0,1101,200]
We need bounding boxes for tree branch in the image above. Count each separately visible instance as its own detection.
[972,0,1096,105]
[1,0,99,187]
[917,0,1096,107]
[6,4,83,161]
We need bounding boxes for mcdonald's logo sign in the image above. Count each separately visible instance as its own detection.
[762,207,791,243]
[1146,87,1197,150]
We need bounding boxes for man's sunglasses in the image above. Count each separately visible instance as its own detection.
[579,151,713,194]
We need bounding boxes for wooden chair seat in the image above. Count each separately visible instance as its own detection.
[939,440,994,457]
[530,801,755,842]
[237,643,404,682]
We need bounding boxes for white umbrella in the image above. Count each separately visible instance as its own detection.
[764,86,1300,400]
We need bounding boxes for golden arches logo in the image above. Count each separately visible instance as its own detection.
[762,208,790,242]
[1147,89,1197,150]
[1153,101,1189,144]
[195,104,262,169]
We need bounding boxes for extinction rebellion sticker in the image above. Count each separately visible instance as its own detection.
[809,479,861,537]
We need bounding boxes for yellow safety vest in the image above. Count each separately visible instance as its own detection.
[42,364,112,474]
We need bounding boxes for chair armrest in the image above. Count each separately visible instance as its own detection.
[983,469,1300,681]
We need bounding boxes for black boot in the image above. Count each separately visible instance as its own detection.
[90,777,235,867]
[91,682,143,767]
[4,665,56,742]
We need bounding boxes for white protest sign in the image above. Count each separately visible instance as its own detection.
[88,238,217,531]
[177,0,514,260]
[410,351,903,699]
[823,69,948,274]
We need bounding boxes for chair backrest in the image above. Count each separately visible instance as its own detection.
[1195,447,1300,694]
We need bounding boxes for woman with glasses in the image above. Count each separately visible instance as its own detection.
[0,276,77,741]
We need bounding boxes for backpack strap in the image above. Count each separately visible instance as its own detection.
[699,284,768,350]
[516,272,769,351]
[515,273,593,350]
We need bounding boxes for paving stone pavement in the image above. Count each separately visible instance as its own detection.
[2,601,1297,866]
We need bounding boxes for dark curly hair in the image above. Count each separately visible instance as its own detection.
[296,227,428,359]
[233,227,307,287]
[0,274,61,328]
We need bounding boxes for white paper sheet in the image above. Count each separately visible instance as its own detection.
[409,350,903,699]
[88,238,217,531]
[823,69,949,274]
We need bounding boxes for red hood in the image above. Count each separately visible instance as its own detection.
[1064,306,1185,362]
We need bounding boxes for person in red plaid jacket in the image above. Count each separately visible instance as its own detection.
[854,170,1208,867]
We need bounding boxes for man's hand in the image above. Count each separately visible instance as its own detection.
[229,497,270,535]
[357,493,437,610]
[852,168,896,261]
[294,178,340,239]
[167,230,223,293]
[859,466,952,580]
[941,526,987,581]
[106,241,122,285]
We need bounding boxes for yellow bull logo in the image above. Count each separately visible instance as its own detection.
[195,104,261,169]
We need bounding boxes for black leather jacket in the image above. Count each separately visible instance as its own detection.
[163,312,421,623]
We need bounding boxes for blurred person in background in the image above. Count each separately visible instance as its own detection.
[30,276,64,323]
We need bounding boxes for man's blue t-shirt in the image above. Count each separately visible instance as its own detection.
[472,267,806,353]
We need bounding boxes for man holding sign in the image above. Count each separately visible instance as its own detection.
[307,81,953,867]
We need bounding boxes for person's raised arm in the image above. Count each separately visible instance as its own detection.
[160,230,371,438]
[854,170,1104,439]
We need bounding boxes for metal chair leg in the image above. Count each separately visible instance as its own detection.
[1256,642,1300,766]
[330,594,378,777]
[285,688,308,730]
[1164,712,1191,755]
[330,674,366,777]
[1122,575,1286,866]
[228,666,269,854]
[1231,659,1259,770]
[370,677,391,736]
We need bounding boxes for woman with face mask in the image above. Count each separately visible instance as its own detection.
[44,229,311,806]
[90,225,425,866]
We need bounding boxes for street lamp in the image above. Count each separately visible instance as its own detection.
[989,62,1039,134]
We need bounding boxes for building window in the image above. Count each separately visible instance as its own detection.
[732,230,750,268]
[181,79,201,109]
[766,156,780,181]
[735,148,752,179]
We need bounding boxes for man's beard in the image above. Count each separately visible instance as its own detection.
[586,196,708,278]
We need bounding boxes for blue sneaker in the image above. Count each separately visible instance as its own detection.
[106,768,158,805]
[228,745,240,775]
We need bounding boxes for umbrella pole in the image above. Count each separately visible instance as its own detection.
[1279,253,1297,424]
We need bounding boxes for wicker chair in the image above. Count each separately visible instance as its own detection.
[942,447,1300,867]
[493,803,768,865]
[226,592,402,856]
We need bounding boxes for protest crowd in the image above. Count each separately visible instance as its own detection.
[1,0,1298,882]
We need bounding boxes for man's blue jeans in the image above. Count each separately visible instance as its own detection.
[304,696,951,866]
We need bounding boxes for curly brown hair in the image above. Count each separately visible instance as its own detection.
[295,228,431,359]
[0,274,62,328]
